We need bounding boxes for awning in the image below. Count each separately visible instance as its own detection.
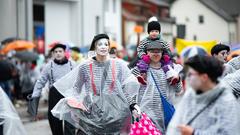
[122,9,147,22]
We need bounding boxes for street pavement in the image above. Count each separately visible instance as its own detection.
[16,99,51,135]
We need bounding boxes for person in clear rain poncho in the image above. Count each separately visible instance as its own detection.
[0,87,27,135]
[51,34,140,135]
[166,56,240,135]
[133,41,183,134]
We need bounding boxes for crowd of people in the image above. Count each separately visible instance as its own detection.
[0,16,240,135]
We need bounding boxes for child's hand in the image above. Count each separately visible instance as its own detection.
[141,54,151,64]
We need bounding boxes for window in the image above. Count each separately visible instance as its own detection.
[199,15,204,24]
[193,35,197,40]
[177,24,186,39]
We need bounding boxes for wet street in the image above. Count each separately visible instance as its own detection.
[16,99,51,135]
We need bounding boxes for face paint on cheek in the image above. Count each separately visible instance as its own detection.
[95,39,109,56]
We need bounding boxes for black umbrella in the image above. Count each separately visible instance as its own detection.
[14,51,39,62]
[1,37,21,45]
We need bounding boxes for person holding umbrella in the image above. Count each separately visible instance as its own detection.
[29,43,76,135]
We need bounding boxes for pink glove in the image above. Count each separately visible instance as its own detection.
[141,54,151,64]
[163,54,170,63]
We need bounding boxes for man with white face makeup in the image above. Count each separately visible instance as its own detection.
[166,56,240,135]
[211,44,235,76]
[51,34,140,135]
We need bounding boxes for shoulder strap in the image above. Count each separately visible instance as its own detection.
[50,61,54,85]
[186,90,224,125]
[69,61,73,70]
[150,70,164,97]
[150,69,173,103]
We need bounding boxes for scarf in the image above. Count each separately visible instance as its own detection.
[53,57,68,65]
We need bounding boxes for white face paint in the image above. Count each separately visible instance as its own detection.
[95,38,109,56]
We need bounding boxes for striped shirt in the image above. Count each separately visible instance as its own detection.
[137,37,170,58]
[227,56,240,70]
[223,69,240,98]
[137,67,182,133]
[32,60,76,97]
[73,58,136,104]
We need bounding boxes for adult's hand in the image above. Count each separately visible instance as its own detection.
[130,103,141,118]
[178,125,194,135]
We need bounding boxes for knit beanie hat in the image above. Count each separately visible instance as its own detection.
[211,44,230,55]
[147,21,161,34]
[89,34,110,51]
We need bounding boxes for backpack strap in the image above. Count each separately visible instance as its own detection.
[50,61,54,85]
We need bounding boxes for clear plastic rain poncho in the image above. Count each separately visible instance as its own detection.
[52,58,140,134]
[0,87,27,135]
[137,67,182,133]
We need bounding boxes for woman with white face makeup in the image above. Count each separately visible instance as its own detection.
[51,34,140,135]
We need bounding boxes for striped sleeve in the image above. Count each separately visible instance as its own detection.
[137,39,149,58]
[73,64,86,94]
[223,70,240,98]
[131,66,141,77]
[159,39,170,50]
[227,56,240,70]
[32,63,50,98]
